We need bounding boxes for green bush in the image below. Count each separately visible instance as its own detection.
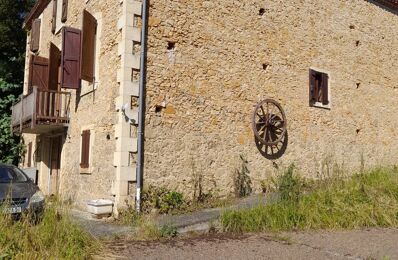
[221,167,398,233]
[0,201,98,259]
[141,186,186,214]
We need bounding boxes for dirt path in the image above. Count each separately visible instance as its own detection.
[97,228,398,260]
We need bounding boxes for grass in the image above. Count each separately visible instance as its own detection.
[221,167,398,233]
[0,200,98,259]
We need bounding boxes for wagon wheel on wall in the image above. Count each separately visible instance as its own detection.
[252,99,287,146]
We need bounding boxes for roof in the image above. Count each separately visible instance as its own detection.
[23,0,51,30]
[374,0,398,10]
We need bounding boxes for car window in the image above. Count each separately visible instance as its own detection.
[0,167,28,183]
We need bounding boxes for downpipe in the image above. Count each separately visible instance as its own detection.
[136,0,149,213]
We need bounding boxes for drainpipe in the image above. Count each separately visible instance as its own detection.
[136,0,149,213]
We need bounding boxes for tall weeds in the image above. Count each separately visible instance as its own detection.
[0,200,97,259]
[221,167,398,233]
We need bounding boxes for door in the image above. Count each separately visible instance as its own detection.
[49,136,62,196]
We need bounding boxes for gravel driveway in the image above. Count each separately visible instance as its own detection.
[97,228,398,260]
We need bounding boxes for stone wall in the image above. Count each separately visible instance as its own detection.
[144,0,398,198]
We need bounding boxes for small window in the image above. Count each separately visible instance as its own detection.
[80,130,91,169]
[309,69,330,108]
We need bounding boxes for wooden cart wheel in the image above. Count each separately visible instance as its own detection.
[252,99,287,146]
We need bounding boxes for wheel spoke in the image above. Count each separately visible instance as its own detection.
[260,106,267,119]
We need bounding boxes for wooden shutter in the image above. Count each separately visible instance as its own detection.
[48,43,61,91]
[29,55,49,92]
[52,0,57,34]
[80,10,97,82]
[61,0,68,22]
[61,27,82,89]
[30,19,41,52]
[27,142,32,168]
[321,73,329,105]
[80,130,90,168]
[309,69,316,103]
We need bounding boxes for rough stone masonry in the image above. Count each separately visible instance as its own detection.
[143,0,398,198]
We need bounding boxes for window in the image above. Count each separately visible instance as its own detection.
[309,69,330,108]
[30,19,41,52]
[52,0,68,34]
[80,130,91,169]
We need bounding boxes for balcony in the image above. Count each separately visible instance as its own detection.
[11,86,71,135]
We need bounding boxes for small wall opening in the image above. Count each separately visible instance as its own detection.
[349,25,355,29]
[259,8,265,16]
[167,41,175,51]
[262,63,269,71]
[356,40,360,47]
[131,68,140,82]
[356,82,361,89]
[132,41,141,55]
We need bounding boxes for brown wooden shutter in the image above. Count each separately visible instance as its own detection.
[29,55,49,92]
[52,0,57,34]
[61,27,82,89]
[48,43,61,91]
[80,130,90,168]
[27,142,32,168]
[309,69,316,103]
[80,10,97,82]
[321,73,329,105]
[30,19,41,52]
[61,0,68,22]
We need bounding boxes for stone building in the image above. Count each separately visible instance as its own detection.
[12,0,398,212]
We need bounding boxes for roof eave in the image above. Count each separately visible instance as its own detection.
[23,0,51,30]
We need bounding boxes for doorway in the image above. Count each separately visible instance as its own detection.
[49,135,63,196]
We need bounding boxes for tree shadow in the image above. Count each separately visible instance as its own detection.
[255,130,288,160]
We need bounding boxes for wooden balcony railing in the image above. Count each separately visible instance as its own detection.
[11,86,71,134]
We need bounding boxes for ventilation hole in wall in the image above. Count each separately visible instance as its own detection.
[131,96,139,107]
[129,152,137,166]
[356,129,361,134]
[259,8,265,16]
[133,15,142,28]
[132,41,141,55]
[356,40,360,47]
[262,63,269,71]
[106,134,111,140]
[356,83,361,89]
[167,41,175,51]
[349,25,355,29]
[131,68,140,82]
[130,124,137,138]
[155,105,164,113]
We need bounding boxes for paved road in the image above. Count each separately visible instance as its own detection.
[97,228,398,260]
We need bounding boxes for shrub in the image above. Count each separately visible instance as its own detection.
[141,186,186,214]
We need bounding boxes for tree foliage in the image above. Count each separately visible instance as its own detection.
[0,0,35,164]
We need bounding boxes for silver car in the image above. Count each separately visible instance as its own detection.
[0,164,45,217]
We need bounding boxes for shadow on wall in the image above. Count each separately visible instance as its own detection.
[255,130,288,160]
